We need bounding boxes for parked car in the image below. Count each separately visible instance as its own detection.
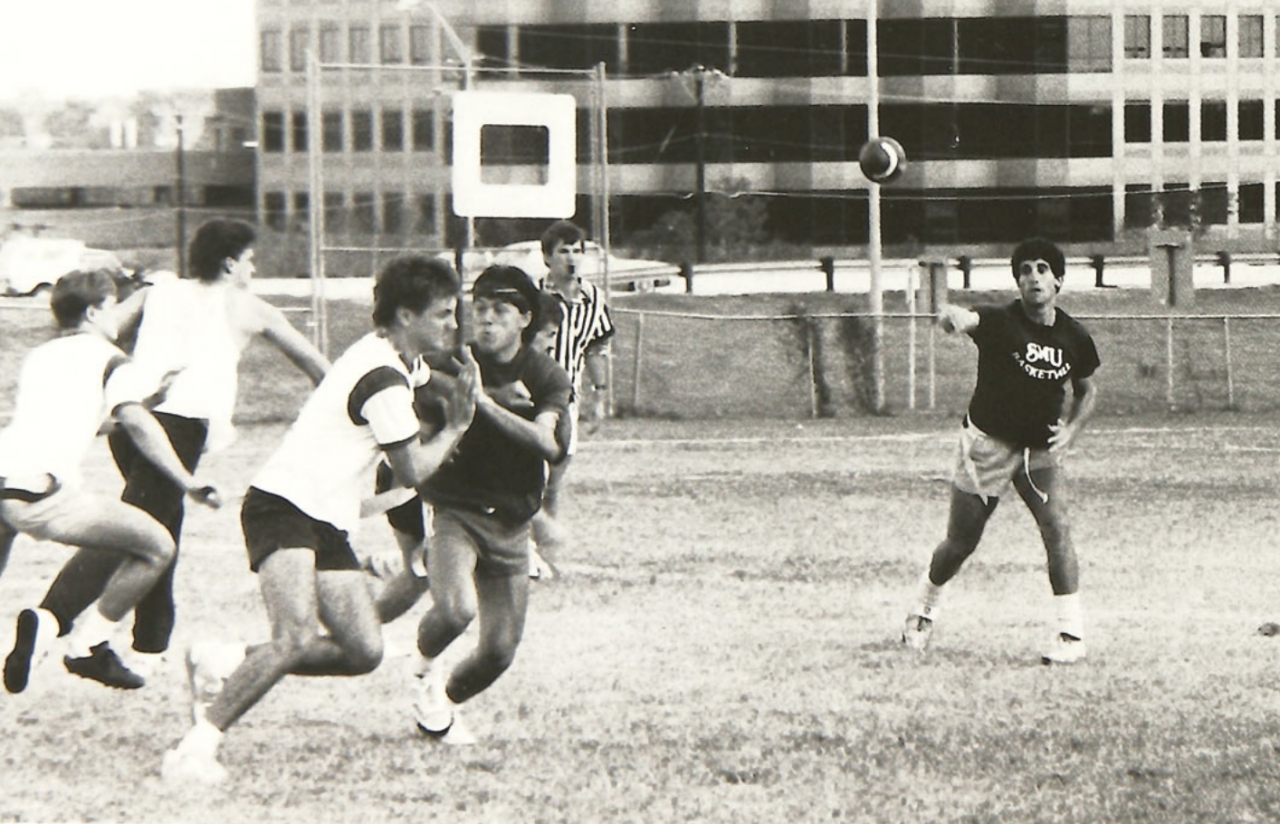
[0,235,124,296]
[490,240,676,291]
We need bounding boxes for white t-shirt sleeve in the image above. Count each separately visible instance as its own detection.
[360,384,420,446]
[103,357,156,412]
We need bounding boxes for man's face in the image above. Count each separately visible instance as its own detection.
[86,294,121,340]
[528,322,558,356]
[402,295,458,359]
[227,247,256,287]
[471,296,530,355]
[1016,258,1061,307]
[545,239,585,283]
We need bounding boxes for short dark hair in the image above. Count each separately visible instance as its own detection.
[536,291,565,331]
[372,256,461,327]
[1010,237,1065,282]
[540,220,585,259]
[188,219,256,282]
[51,270,118,329]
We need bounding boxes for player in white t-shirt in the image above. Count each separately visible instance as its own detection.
[0,271,221,694]
[161,256,478,786]
[27,219,329,682]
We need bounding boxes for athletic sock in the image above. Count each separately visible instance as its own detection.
[184,719,224,759]
[912,568,944,621]
[1053,592,1084,640]
[65,608,121,658]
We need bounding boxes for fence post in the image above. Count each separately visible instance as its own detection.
[957,255,971,290]
[1090,254,1106,288]
[820,256,835,292]
[1223,316,1234,409]
[928,322,937,410]
[680,261,694,294]
[631,312,645,412]
[906,267,917,411]
[1217,251,1232,285]
[1166,315,1175,408]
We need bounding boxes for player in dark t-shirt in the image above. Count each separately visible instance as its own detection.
[901,238,1101,666]
[409,265,571,745]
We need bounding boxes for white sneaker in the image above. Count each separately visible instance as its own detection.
[161,742,229,786]
[901,614,934,651]
[1040,633,1087,665]
[186,642,246,725]
[412,670,451,733]
[123,650,170,683]
[416,708,477,746]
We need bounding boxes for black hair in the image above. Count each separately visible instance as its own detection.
[540,220,586,259]
[372,256,461,327]
[1010,237,1065,283]
[536,291,565,330]
[187,219,256,282]
[51,270,118,329]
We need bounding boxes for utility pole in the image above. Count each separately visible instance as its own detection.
[692,65,707,264]
[175,113,186,278]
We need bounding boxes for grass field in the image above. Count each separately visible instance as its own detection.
[3,288,1280,822]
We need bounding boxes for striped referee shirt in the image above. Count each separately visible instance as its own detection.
[540,276,615,392]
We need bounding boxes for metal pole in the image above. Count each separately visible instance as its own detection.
[693,65,707,265]
[307,50,329,355]
[597,62,615,416]
[175,114,186,279]
[907,265,917,411]
[631,312,644,411]
[928,323,936,410]
[1165,314,1175,408]
[1224,316,1234,408]
[866,0,884,412]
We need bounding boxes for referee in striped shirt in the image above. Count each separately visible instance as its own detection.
[532,220,614,565]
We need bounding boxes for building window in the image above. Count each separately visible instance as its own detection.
[260,30,282,72]
[1240,183,1264,223]
[380,25,403,64]
[353,191,376,234]
[349,26,370,64]
[1163,101,1190,142]
[414,194,436,235]
[1200,15,1227,58]
[1125,184,1154,229]
[1199,183,1228,225]
[1124,101,1151,142]
[381,108,404,151]
[352,110,373,151]
[1067,17,1111,72]
[324,191,346,235]
[319,26,341,63]
[1240,15,1264,58]
[290,28,310,72]
[410,25,430,65]
[293,192,310,230]
[383,192,404,234]
[264,191,286,231]
[1124,15,1150,59]
[625,22,730,76]
[1163,15,1189,58]
[291,111,308,152]
[262,111,285,152]
[1240,100,1264,140]
[323,111,343,152]
[735,20,844,78]
[412,109,434,150]
[476,26,510,69]
[1201,100,1227,141]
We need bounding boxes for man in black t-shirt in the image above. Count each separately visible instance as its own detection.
[409,265,572,744]
[901,238,1101,665]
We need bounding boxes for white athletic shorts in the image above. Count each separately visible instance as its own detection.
[952,418,1057,503]
[0,476,102,542]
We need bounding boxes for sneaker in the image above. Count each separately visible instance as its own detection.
[416,709,478,746]
[4,609,53,694]
[186,642,245,725]
[1040,633,1087,665]
[901,614,934,652]
[412,670,451,733]
[64,641,145,689]
[161,743,228,786]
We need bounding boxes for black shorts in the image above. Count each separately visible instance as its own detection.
[109,412,208,540]
[375,461,425,542]
[241,487,359,573]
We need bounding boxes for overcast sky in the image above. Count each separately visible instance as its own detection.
[0,0,257,100]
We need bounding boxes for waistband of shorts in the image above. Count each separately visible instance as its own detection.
[0,475,61,504]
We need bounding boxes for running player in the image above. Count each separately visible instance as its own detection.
[22,219,329,685]
[901,238,1101,664]
[161,256,476,784]
[0,270,221,693]
[411,265,572,744]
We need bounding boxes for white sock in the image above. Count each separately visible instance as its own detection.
[912,569,944,621]
[1054,592,1084,640]
[66,608,121,657]
[414,654,439,680]
[183,719,224,758]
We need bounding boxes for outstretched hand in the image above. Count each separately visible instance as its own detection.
[439,348,479,432]
[1047,418,1076,453]
[187,482,223,509]
[936,304,975,334]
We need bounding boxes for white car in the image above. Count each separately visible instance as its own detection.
[490,240,676,291]
[0,235,124,296]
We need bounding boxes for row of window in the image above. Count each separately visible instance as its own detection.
[260,23,431,70]
[261,108,434,152]
[260,14,1280,78]
[262,189,437,235]
[1123,100,1278,144]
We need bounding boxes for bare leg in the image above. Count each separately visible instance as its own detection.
[1013,465,1078,595]
[446,572,529,704]
[416,530,478,659]
[926,486,998,586]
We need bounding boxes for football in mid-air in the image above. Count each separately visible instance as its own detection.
[858,136,907,184]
